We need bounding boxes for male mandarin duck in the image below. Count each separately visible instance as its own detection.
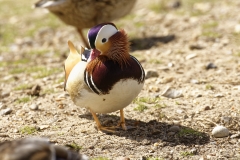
[0,137,89,160]
[64,23,145,132]
[34,0,136,47]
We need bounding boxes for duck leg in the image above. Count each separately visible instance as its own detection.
[77,28,90,48]
[89,109,116,133]
[118,109,127,130]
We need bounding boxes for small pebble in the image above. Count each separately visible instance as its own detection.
[191,79,199,84]
[168,62,174,67]
[1,91,10,98]
[233,86,240,90]
[145,70,159,79]
[58,103,64,109]
[3,75,16,81]
[0,108,12,115]
[168,150,174,155]
[30,104,38,110]
[158,66,169,71]
[148,149,155,153]
[168,125,180,132]
[167,0,181,9]
[230,132,240,139]
[141,139,151,145]
[56,93,68,101]
[221,116,231,124]
[189,44,204,50]
[141,156,147,160]
[202,106,211,111]
[234,24,240,33]
[31,85,41,96]
[153,143,159,147]
[190,148,197,154]
[149,85,160,92]
[161,77,174,83]
[39,125,49,130]
[206,155,212,159]
[176,109,183,114]
[186,53,197,60]
[195,110,200,114]
[161,86,183,98]
[212,125,229,138]
[0,103,7,109]
[195,94,202,98]
[42,77,51,81]
[183,114,188,119]
[206,63,217,70]
[214,93,224,98]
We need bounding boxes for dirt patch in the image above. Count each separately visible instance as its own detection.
[0,0,240,159]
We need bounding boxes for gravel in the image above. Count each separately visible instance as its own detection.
[0,0,240,159]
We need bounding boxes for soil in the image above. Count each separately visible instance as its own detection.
[0,0,240,159]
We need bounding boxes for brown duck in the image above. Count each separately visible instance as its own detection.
[64,22,145,133]
[34,0,136,47]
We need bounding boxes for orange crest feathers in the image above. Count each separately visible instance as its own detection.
[64,41,82,90]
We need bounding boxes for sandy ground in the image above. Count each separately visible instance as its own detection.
[0,0,240,159]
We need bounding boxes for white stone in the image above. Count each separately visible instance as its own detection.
[161,86,183,98]
[30,104,38,110]
[235,24,240,33]
[145,70,159,79]
[186,53,197,60]
[190,79,199,84]
[0,108,12,115]
[214,93,224,98]
[212,126,229,138]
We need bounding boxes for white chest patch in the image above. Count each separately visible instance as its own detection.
[75,79,143,113]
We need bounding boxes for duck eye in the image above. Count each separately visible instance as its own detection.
[102,38,107,43]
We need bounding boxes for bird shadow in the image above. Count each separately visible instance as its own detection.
[79,114,210,146]
[129,34,176,51]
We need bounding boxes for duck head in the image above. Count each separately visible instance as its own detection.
[87,23,130,67]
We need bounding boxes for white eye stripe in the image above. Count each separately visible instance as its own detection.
[95,25,118,47]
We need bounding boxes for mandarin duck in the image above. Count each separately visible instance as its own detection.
[64,23,145,132]
[0,137,89,160]
[34,0,136,47]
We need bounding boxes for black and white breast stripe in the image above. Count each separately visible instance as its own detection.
[84,56,145,95]
[84,70,103,95]
[130,55,145,83]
